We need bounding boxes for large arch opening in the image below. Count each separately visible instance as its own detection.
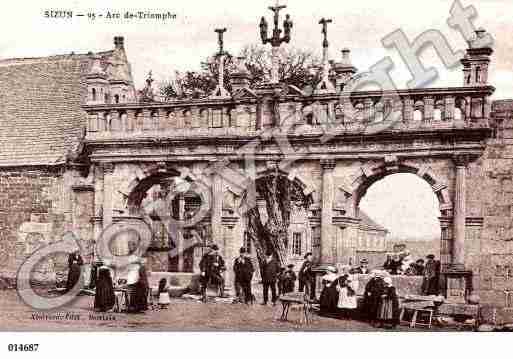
[125,171,211,273]
[240,171,314,271]
[356,173,441,271]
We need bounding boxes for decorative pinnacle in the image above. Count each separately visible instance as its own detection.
[319,18,332,48]
[214,28,227,56]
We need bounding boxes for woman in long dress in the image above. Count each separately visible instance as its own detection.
[94,266,115,312]
[319,266,339,316]
[132,264,149,312]
[337,273,359,319]
[376,276,400,329]
[65,251,83,292]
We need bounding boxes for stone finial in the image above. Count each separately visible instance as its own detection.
[140,70,155,102]
[114,36,125,50]
[332,48,358,92]
[461,28,493,87]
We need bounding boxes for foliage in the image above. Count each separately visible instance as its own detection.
[159,44,322,100]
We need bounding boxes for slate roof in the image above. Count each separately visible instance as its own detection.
[0,50,116,167]
[358,210,388,233]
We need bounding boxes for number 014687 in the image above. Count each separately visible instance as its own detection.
[7,344,39,352]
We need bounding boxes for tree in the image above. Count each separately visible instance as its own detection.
[159,44,322,100]
[243,173,313,268]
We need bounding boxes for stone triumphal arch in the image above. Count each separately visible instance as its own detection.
[74,10,498,305]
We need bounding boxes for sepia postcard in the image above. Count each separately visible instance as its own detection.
[0,1,512,348]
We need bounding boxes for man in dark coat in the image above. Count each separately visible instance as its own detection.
[422,254,440,295]
[362,271,385,324]
[261,251,280,305]
[233,247,254,304]
[282,264,297,294]
[298,252,315,300]
[199,244,226,300]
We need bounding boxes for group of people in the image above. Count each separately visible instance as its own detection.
[382,252,441,295]
[91,258,152,313]
[319,267,400,328]
[199,245,316,305]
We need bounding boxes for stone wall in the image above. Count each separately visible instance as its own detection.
[0,167,70,284]
[473,133,513,324]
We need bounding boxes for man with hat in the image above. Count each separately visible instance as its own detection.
[422,254,440,295]
[298,252,315,300]
[261,250,280,305]
[199,244,226,301]
[233,247,254,304]
[351,258,370,274]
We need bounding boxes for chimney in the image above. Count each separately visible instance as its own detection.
[333,48,358,92]
[114,36,125,50]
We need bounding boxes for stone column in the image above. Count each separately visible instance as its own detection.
[92,164,104,243]
[320,159,336,264]
[177,194,185,272]
[452,155,470,270]
[102,163,115,226]
[211,169,223,249]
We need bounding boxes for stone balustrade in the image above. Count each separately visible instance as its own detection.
[84,86,494,141]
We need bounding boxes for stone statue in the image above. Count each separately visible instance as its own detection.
[283,14,293,43]
[260,17,269,43]
[140,71,155,102]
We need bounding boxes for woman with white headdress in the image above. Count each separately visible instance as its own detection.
[376,276,400,329]
[336,265,359,319]
[319,266,339,316]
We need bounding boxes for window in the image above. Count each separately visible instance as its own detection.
[114,94,120,104]
[292,232,302,256]
[92,88,97,101]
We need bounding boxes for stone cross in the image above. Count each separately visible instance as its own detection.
[314,18,336,94]
[210,28,230,99]
[259,2,293,83]
[215,28,227,55]
[319,18,332,48]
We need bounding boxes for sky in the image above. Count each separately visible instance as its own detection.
[1,0,509,239]
[359,174,441,240]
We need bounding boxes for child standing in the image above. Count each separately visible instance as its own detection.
[158,278,171,310]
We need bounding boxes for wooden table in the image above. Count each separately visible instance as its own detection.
[279,294,311,325]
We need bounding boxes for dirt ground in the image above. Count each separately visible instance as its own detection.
[0,290,461,332]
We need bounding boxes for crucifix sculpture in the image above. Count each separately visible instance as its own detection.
[210,28,230,98]
[259,1,293,83]
[319,17,332,48]
[215,28,227,56]
[314,18,336,94]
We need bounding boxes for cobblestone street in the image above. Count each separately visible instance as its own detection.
[0,290,444,332]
